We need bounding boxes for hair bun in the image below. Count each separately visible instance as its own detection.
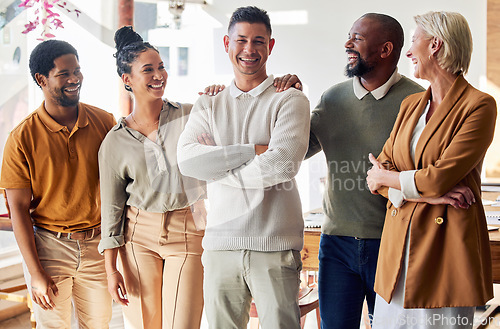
[114,26,143,53]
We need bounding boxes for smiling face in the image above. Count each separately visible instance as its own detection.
[39,53,82,107]
[406,26,433,80]
[123,48,167,100]
[344,17,384,78]
[224,22,275,82]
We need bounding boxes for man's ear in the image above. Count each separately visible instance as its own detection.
[34,73,47,88]
[223,35,230,53]
[380,41,394,59]
[268,38,275,55]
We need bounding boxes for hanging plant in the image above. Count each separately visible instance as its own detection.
[19,0,81,41]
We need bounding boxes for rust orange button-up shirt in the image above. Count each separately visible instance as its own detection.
[0,102,116,233]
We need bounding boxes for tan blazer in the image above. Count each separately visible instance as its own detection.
[375,75,496,308]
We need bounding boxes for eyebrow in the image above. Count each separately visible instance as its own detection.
[55,67,80,74]
[141,62,164,68]
[237,34,266,40]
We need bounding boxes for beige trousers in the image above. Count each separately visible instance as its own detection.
[202,249,302,329]
[120,206,204,329]
[23,228,112,329]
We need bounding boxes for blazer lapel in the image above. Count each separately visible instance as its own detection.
[393,89,430,172]
[413,75,468,168]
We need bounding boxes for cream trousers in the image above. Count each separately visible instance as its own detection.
[120,206,204,329]
[23,228,112,329]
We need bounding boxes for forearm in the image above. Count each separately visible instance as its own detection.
[12,216,44,275]
[104,248,119,274]
[377,169,401,190]
[178,142,256,181]
[7,189,44,275]
[217,147,306,188]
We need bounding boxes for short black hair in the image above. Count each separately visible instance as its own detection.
[361,13,404,62]
[114,25,158,92]
[29,40,79,87]
[228,6,272,36]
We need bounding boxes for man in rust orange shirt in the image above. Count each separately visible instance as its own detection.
[0,40,116,328]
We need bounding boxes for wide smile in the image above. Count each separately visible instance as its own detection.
[346,51,359,66]
[238,56,259,66]
[149,81,164,90]
[64,85,80,95]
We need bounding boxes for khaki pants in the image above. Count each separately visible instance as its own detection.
[23,228,112,329]
[120,206,204,329]
[202,249,302,329]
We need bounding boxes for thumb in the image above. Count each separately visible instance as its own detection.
[50,280,59,296]
[368,153,380,168]
[118,282,127,297]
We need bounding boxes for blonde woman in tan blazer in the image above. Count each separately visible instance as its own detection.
[366,12,496,328]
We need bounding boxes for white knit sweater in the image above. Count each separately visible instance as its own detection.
[177,75,310,251]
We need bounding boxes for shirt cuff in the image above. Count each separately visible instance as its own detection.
[400,170,420,200]
[388,188,405,208]
[97,235,125,255]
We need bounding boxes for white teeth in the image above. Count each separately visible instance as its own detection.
[240,58,257,62]
[66,87,79,92]
[150,82,163,88]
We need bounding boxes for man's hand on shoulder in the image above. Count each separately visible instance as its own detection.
[273,74,302,92]
[198,84,225,96]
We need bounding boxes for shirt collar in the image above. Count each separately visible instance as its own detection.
[353,68,401,100]
[36,101,88,132]
[115,99,177,131]
[229,75,275,98]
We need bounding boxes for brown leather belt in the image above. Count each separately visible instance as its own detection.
[35,226,101,241]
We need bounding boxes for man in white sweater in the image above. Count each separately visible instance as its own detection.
[177,6,310,329]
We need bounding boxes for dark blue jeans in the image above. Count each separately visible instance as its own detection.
[318,234,381,329]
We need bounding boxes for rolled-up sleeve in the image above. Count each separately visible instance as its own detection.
[97,144,129,254]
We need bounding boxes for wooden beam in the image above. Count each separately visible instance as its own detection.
[118,0,134,116]
[488,0,500,86]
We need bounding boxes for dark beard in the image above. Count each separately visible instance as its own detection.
[58,95,79,107]
[53,86,80,107]
[345,52,375,78]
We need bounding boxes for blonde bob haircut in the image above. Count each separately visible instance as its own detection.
[414,11,473,75]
